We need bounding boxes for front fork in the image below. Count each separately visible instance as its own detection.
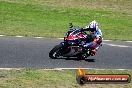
[61,41,77,56]
[59,42,69,55]
[60,42,65,46]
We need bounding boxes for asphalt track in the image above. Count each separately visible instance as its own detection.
[0,36,132,69]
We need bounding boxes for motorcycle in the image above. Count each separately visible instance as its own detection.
[49,23,95,59]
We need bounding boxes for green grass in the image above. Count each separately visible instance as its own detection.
[0,0,132,40]
[0,69,131,88]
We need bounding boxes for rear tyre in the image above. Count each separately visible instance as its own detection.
[49,44,62,59]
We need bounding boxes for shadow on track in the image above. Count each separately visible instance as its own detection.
[50,57,95,62]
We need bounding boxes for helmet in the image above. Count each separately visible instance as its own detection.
[85,20,99,32]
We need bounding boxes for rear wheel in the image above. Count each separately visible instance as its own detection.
[49,44,62,59]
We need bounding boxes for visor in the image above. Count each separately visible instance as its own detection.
[90,28,96,32]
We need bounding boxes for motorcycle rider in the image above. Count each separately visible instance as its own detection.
[68,20,102,58]
[80,20,103,57]
[70,20,103,58]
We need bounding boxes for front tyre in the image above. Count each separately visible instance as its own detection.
[49,44,62,59]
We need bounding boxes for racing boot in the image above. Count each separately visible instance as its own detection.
[90,49,96,56]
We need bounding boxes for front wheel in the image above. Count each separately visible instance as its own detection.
[49,44,63,59]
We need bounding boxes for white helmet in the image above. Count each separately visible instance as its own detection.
[85,20,99,32]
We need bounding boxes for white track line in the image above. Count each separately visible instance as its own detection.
[57,38,132,43]
[0,35,132,43]
[34,37,44,39]
[0,35,5,36]
[103,43,132,48]
[126,41,132,43]
[58,38,112,41]
[58,38,64,39]
[102,40,112,41]
[55,68,131,70]
[15,36,24,38]
[0,68,130,70]
[0,68,21,70]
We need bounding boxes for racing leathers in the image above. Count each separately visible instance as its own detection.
[69,26,102,56]
[80,27,103,56]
